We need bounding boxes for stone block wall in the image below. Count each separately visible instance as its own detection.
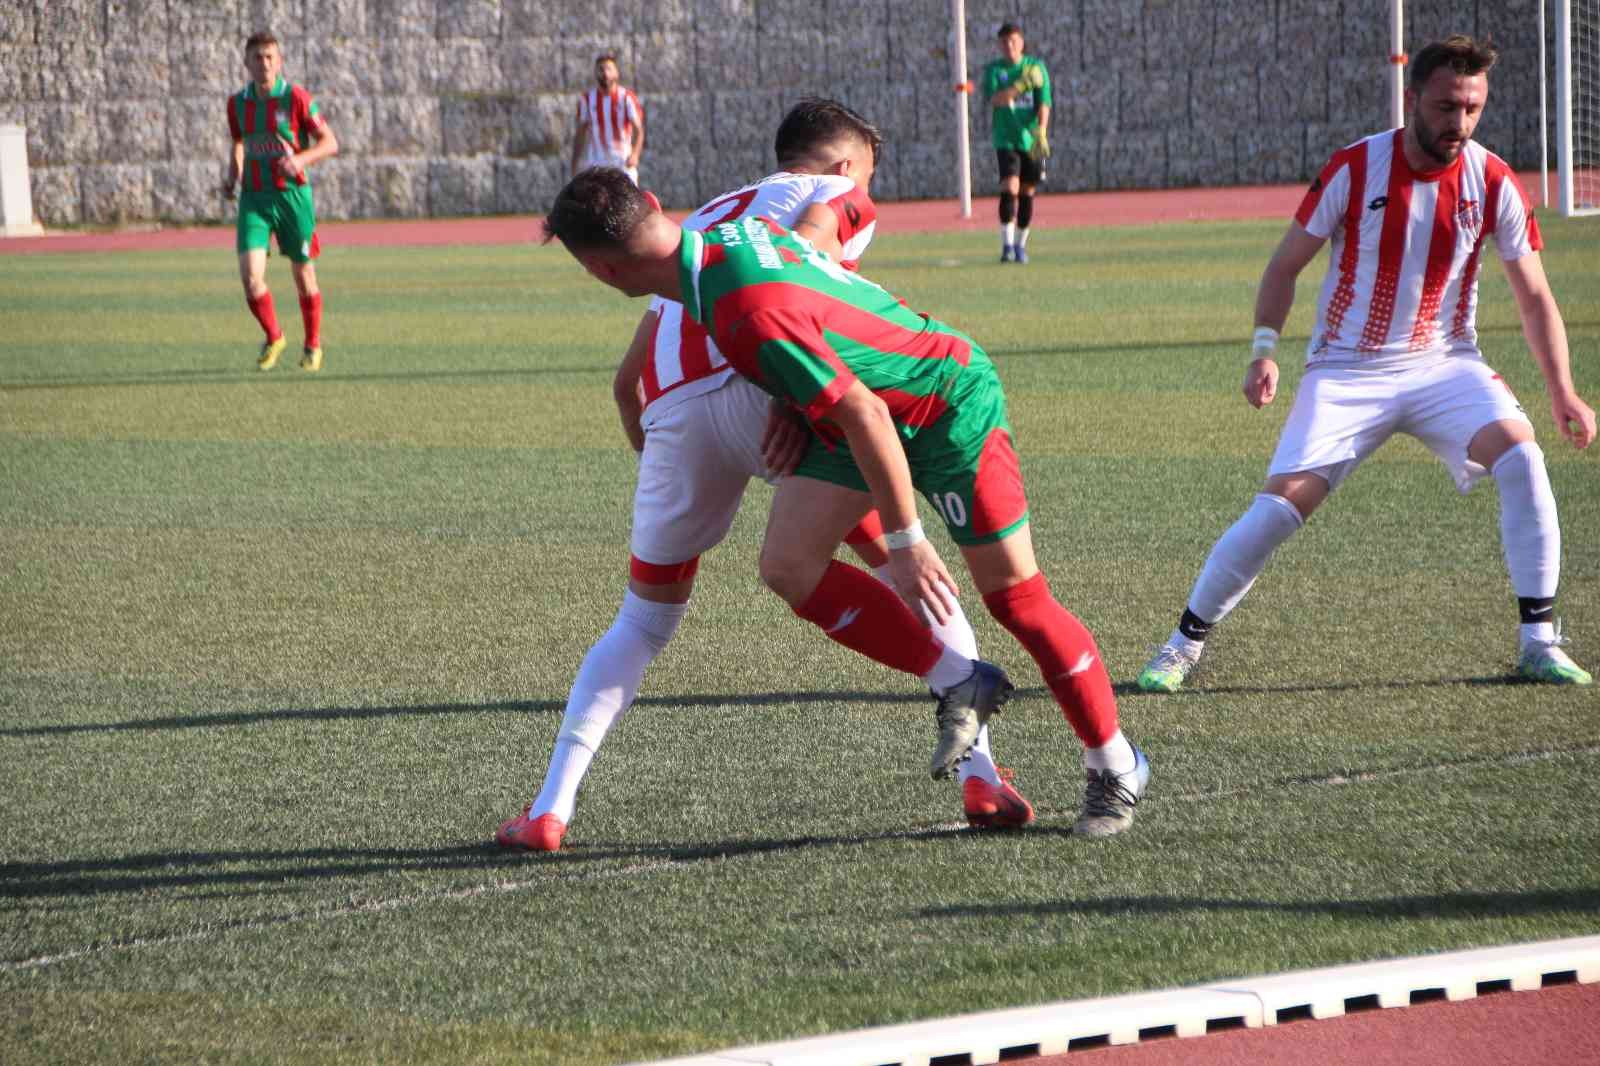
[0,0,1558,226]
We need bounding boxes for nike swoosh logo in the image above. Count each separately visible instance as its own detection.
[826,607,862,634]
[1528,607,1554,618]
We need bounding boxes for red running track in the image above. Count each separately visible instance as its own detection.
[0,181,1319,256]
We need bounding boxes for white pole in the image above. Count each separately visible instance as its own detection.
[1389,0,1406,129]
[1557,0,1574,215]
[1540,0,1550,207]
[951,0,972,219]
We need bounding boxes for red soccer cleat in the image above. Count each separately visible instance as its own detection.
[962,768,1036,830]
[495,807,567,852]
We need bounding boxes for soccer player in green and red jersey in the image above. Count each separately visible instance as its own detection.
[222,31,338,372]
[542,167,1151,837]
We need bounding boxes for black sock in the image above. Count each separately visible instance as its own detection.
[1177,608,1214,643]
[1518,596,1556,625]
[1017,193,1034,230]
[999,192,1015,224]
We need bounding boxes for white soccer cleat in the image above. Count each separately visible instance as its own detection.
[1138,641,1203,693]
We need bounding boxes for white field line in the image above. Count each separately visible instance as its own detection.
[5,742,1596,973]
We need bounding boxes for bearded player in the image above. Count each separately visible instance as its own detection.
[1139,36,1595,694]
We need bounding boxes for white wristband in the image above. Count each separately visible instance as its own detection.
[1252,326,1279,356]
[884,520,925,550]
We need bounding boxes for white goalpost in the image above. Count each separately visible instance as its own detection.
[1556,0,1600,214]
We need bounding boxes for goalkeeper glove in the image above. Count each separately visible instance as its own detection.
[1029,126,1050,161]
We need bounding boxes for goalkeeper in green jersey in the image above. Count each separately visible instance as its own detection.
[541,167,1152,838]
[981,22,1051,263]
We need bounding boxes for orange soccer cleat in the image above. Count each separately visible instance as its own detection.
[495,807,566,852]
[962,767,1035,830]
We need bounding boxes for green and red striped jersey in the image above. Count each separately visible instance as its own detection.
[226,76,325,193]
[676,216,987,442]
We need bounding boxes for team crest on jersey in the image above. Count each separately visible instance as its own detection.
[1456,198,1482,234]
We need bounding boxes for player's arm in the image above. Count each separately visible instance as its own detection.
[791,203,844,261]
[626,103,644,169]
[1502,251,1596,449]
[612,308,657,453]
[280,122,337,182]
[828,381,960,622]
[223,138,244,199]
[1244,221,1325,408]
[570,111,588,177]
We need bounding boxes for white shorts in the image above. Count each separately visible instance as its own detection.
[630,375,773,566]
[1269,355,1531,494]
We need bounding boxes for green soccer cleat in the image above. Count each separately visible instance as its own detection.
[299,346,323,372]
[257,335,287,370]
[1518,627,1592,686]
[1074,745,1150,838]
[930,660,1014,780]
[1137,642,1202,693]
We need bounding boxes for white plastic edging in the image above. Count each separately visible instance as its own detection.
[627,935,1600,1066]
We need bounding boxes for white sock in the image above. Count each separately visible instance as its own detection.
[873,564,980,659]
[1492,442,1560,633]
[1521,621,1556,648]
[1001,221,1016,246]
[1164,630,1204,656]
[1084,729,1136,774]
[1188,493,1304,625]
[923,646,975,694]
[530,590,687,823]
[956,725,1000,784]
[1016,227,1031,248]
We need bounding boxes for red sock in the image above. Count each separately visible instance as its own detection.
[793,560,942,677]
[843,510,884,547]
[299,291,322,349]
[246,291,281,341]
[983,573,1119,747]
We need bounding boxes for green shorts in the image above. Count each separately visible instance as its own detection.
[795,355,1031,547]
[236,185,320,263]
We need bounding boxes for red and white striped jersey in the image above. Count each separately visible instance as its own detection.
[576,86,643,169]
[639,171,879,427]
[1295,129,1541,367]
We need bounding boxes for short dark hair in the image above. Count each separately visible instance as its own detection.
[595,54,618,67]
[774,98,883,168]
[244,31,279,53]
[1409,35,1498,90]
[542,167,652,250]
[997,22,1023,38]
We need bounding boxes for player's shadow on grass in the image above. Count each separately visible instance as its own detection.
[913,888,1600,923]
[1131,673,1529,697]
[3,673,1540,738]
[0,823,980,900]
[0,690,935,738]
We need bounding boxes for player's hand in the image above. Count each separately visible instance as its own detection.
[760,401,810,476]
[1243,356,1279,408]
[1029,126,1050,161]
[1551,390,1597,449]
[220,179,237,201]
[888,539,960,627]
[273,153,304,182]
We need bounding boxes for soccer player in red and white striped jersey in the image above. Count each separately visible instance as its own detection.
[499,101,1034,854]
[570,55,644,184]
[1140,35,1596,694]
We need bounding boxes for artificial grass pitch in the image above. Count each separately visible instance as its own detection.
[2,216,1597,1065]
